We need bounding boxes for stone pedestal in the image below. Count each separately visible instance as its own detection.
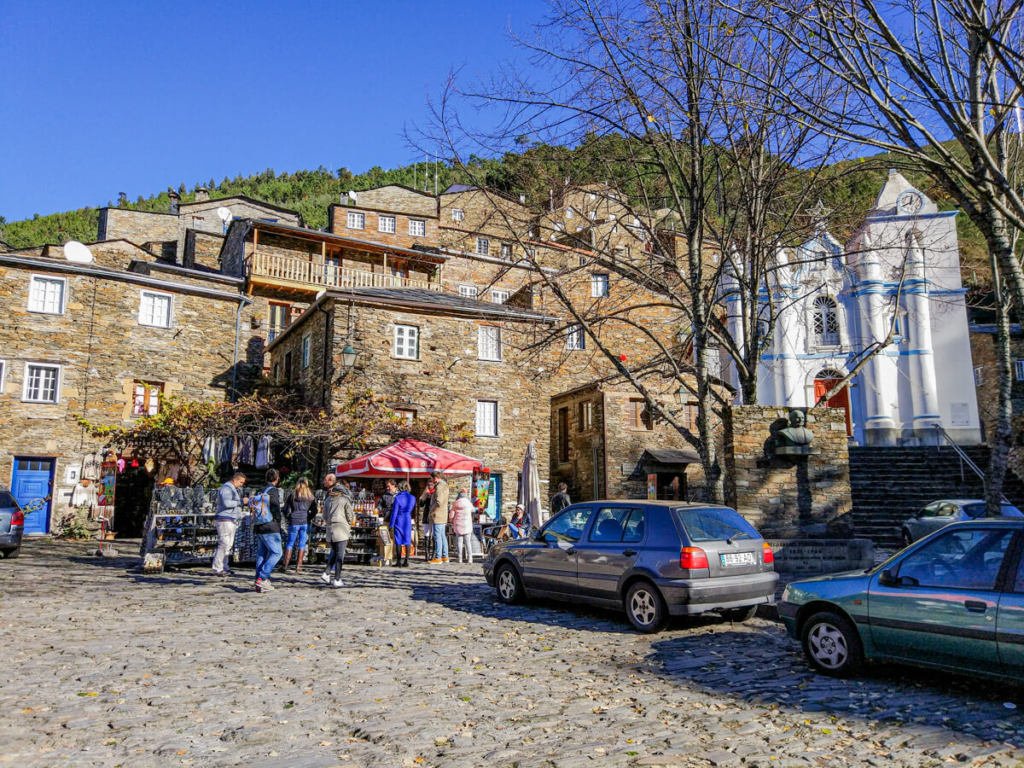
[723,405,852,538]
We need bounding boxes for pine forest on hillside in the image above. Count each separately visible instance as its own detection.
[0,137,992,286]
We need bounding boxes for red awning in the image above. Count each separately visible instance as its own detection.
[335,439,483,478]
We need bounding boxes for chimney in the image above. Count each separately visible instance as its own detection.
[168,190,180,215]
[195,187,210,203]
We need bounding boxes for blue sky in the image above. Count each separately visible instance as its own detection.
[0,0,549,221]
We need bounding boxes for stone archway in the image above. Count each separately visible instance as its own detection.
[814,369,852,436]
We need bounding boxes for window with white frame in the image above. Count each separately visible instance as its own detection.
[566,324,585,351]
[478,326,502,361]
[974,366,984,387]
[132,381,162,417]
[1016,360,1024,381]
[490,289,509,304]
[378,215,396,233]
[451,208,465,222]
[347,211,365,230]
[23,363,60,404]
[459,285,478,300]
[476,237,490,256]
[28,275,66,314]
[579,399,594,431]
[394,408,416,426]
[302,334,312,368]
[591,273,610,298]
[139,290,172,328]
[811,296,840,347]
[393,324,419,359]
[500,243,512,259]
[408,219,426,237]
[566,208,574,220]
[273,362,280,382]
[475,400,498,437]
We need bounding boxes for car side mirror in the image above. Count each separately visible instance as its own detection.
[878,568,896,587]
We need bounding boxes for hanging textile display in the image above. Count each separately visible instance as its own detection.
[97,460,117,524]
[255,436,271,468]
[81,452,103,481]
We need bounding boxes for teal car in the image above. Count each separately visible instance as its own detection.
[779,519,1024,679]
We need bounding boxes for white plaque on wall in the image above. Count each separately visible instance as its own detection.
[950,403,970,426]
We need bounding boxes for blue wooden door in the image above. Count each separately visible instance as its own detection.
[12,457,54,535]
[485,475,502,521]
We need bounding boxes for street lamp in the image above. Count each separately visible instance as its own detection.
[674,385,687,406]
[341,343,358,368]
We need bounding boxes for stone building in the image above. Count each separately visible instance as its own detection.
[0,240,256,534]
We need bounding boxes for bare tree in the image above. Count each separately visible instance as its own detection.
[418,0,877,500]
[747,0,1024,511]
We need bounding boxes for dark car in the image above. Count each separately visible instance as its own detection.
[0,488,24,558]
[900,498,1022,546]
[779,519,1024,680]
[483,501,778,633]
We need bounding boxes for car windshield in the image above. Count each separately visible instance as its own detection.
[674,506,759,543]
[0,491,17,509]
[962,502,1022,518]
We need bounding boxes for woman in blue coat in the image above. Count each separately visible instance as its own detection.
[390,480,416,568]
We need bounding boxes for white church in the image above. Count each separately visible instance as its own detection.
[722,170,981,446]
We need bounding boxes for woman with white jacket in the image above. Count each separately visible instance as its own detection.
[450,490,476,563]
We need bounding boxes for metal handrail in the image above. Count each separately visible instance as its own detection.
[932,424,1010,504]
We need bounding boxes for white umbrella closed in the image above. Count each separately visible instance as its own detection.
[518,440,544,529]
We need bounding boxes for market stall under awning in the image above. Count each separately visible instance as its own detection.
[335,439,484,478]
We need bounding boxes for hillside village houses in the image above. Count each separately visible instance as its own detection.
[0,171,984,538]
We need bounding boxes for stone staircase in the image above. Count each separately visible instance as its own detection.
[849,445,1024,547]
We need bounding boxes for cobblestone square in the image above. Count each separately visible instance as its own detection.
[2,540,1024,767]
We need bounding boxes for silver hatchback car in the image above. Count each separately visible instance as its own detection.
[900,499,1023,546]
[483,501,778,632]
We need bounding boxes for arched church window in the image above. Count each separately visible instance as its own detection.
[812,296,840,347]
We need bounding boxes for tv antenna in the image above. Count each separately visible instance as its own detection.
[217,206,232,234]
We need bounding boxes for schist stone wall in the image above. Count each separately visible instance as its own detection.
[270,297,554,518]
[723,405,852,538]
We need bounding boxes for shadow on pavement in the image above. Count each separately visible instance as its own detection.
[649,627,1024,750]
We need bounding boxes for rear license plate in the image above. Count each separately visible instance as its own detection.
[720,552,756,567]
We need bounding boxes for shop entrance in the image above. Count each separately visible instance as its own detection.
[113,465,155,538]
[814,370,852,436]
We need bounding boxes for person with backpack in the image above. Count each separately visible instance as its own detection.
[212,472,248,576]
[252,469,284,594]
[281,477,318,573]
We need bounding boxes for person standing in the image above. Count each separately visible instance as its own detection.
[428,470,450,564]
[212,472,248,576]
[550,483,572,515]
[253,469,284,593]
[281,477,318,573]
[390,480,415,567]
[450,490,475,563]
[322,473,355,587]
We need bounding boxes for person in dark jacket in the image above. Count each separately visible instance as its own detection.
[550,483,571,516]
[281,477,318,573]
[254,469,284,593]
[390,480,416,567]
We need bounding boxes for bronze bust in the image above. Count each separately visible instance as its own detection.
[776,410,816,456]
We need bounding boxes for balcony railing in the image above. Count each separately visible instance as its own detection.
[249,252,440,291]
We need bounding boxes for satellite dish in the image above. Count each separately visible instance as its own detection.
[216,206,232,222]
[348,190,357,203]
[64,241,94,264]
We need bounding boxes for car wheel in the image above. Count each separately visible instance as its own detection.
[625,581,668,633]
[1,547,19,559]
[495,563,524,605]
[801,611,863,677]
[901,529,913,548]
[721,605,758,623]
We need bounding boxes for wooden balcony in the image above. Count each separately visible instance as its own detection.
[248,252,440,292]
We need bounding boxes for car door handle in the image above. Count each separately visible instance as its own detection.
[566,548,577,555]
[964,600,988,613]
[622,549,637,557]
